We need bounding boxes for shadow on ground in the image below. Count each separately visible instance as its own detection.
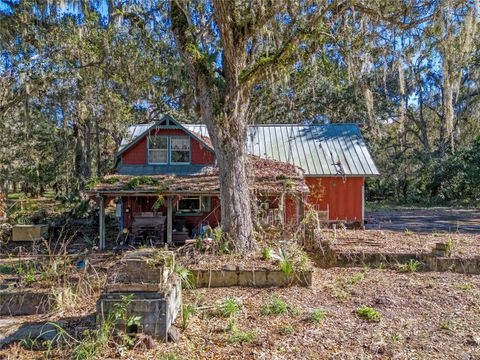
[365,207,480,234]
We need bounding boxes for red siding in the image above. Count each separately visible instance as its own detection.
[191,139,215,164]
[305,177,364,222]
[121,128,215,165]
[122,138,147,164]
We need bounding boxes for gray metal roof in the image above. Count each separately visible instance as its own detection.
[121,123,379,176]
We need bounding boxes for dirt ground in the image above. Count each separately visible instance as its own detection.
[366,207,480,234]
[2,267,479,359]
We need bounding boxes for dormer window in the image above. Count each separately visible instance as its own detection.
[148,136,168,164]
[170,136,190,164]
[147,135,191,164]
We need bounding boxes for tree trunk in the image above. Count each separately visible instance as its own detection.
[215,137,256,251]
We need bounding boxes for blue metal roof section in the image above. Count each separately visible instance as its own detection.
[121,122,379,176]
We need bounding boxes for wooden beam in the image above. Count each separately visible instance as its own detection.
[99,195,106,250]
[166,196,173,245]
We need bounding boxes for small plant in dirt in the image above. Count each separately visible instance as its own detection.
[390,333,400,343]
[228,320,256,343]
[346,273,364,285]
[357,306,381,322]
[309,309,326,323]
[455,282,473,291]
[280,324,294,335]
[181,304,198,330]
[216,297,242,318]
[440,320,452,330]
[398,259,421,273]
[375,263,386,270]
[262,246,271,261]
[261,295,290,316]
[404,228,413,236]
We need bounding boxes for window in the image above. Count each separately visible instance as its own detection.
[170,136,190,164]
[148,136,168,163]
[177,197,201,212]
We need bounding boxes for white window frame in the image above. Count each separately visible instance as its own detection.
[177,196,201,212]
[170,136,191,164]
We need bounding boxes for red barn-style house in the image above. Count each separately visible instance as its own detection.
[90,116,378,249]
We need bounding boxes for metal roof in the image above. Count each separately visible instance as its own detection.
[121,123,379,176]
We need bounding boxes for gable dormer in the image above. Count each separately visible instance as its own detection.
[117,116,215,175]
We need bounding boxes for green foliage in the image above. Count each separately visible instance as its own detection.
[228,320,256,343]
[309,309,326,323]
[216,298,242,318]
[181,304,198,330]
[398,259,421,273]
[262,246,271,260]
[124,176,159,190]
[175,265,195,289]
[280,324,294,335]
[278,249,294,281]
[261,295,290,316]
[44,294,139,359]
[357,306,381,322]
[455,282,473,291]
[153,195,165,210]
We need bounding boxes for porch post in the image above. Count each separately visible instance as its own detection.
[99,195,106,250]
[166,196,173,245]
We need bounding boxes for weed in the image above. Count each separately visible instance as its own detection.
[309,309,326,323]
[398,259,421,273]
[262,246,271,261]
[280,324,294,335]
[445,237,453,256]
[175,266,195,289]
[357,306,381,322]
[404,228,413,236]
[390,333,400,343]
[181,304,198,330]
[229,324,256,343]
[279,249,294,282]
[375,262,386,270]
[346,273,364,285]
[261,295,290,315]
[217,298,241,318]
[330,285,350,302]
[455,282,473,291]
[47,294,140,359]
[440,320,452,330]
[20,336,39,350]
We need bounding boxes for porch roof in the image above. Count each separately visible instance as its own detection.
[91,156,308,195]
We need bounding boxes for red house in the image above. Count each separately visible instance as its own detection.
[91,116,378,249]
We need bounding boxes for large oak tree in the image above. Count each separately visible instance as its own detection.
[169,0,435,251]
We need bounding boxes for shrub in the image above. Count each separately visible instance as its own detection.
[357,306,381,322]
[261,295,290,316]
